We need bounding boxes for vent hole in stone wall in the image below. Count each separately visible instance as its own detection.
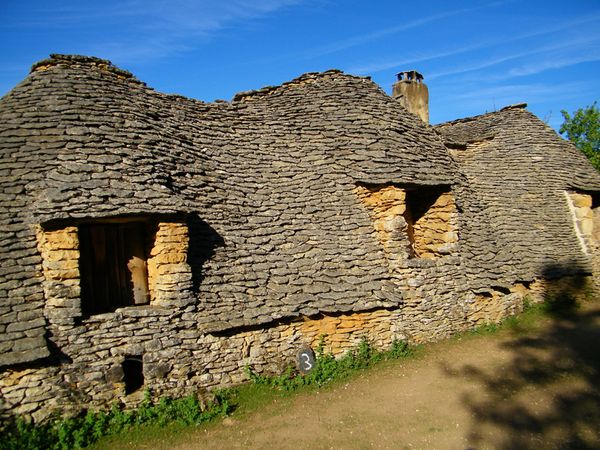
[122,356,144,395]
[491,285,511,295]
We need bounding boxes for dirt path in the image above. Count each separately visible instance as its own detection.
[123,301,600,450]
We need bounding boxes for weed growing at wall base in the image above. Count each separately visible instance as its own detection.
[0,390,231,450]
[0,338,411,450]
[245,337,415,392]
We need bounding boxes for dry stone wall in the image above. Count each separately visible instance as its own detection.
[2,55,600,422]
[36,226,81,327]
[436,106,600,285]
[567,192,596,255]
[354,185,412,261]
[354,184,458,263]
[0,307,403,422]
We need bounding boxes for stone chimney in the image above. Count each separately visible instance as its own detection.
[392,70,429,123]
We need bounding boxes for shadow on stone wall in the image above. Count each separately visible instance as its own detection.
[186,213,225,293]
[446,262,600,449]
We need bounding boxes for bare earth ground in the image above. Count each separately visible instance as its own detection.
[107,300,600,450]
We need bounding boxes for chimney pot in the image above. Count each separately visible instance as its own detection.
[392,70,429,123]
[396,70,423,83]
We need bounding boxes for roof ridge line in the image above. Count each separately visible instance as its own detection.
[30,54,137,81]
[435,103,528,127]
[232,69,371,102]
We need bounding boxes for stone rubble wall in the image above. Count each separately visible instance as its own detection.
[0,307,398,422]
[467,288,524,326]
[0,265,595,423]
[354,185,412,260]
[2,55,600,423]
[354,185,458,263]
[566,192,594,255]
[3,210,548,423]
[0,290,523,423]
[565,191,600,293]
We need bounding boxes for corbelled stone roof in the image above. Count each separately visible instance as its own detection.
[0,54,457,365]
[435,105,600,287]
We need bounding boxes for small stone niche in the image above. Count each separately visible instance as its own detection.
[355,183,458,261]
[122,356,144,395]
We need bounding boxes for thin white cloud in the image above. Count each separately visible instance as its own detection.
[134,0,304,34]
[7,0,304,29]
[4,0,306,63]
[346,43,487,74]
[436,81,589,115]
[508,51,600,77]
[303,1,511,59]
[452,83,558,101]
[349,11,600,76]
[305,11,470,59]
[428,33,600,80]
[432,79,594,128]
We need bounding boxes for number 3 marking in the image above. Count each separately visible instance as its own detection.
[301,353,312,370]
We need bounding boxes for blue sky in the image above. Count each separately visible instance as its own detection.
[1,0,599,130]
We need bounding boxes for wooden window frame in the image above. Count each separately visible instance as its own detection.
[79,220,150,316]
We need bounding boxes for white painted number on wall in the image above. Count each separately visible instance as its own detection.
[300,352,312,371]
[296,346,315,374]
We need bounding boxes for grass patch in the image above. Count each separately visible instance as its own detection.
[464,294,585,339]
[1,337,416,450]
[0,390,231,450]
[244,337,415,392]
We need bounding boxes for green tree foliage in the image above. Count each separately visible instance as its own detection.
[560,102,600,172]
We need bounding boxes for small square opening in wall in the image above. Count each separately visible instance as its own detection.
[354,183,458,261]
[79,221,150,316]
[122,356,144,395]
[404,186,457,259]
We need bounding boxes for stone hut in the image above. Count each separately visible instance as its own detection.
[1,54,599,421]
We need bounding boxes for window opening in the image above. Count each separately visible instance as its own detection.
[354,183,457,261]
[122,356,144,395]
[565,191,599,255]
[79,222,150,316]
[592,192,600,246]
[404,186,456,259]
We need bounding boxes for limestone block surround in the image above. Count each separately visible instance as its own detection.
[566,191,600,290]
[36,219,193,325]
[354,184,459,263]
[566,191,597,255]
